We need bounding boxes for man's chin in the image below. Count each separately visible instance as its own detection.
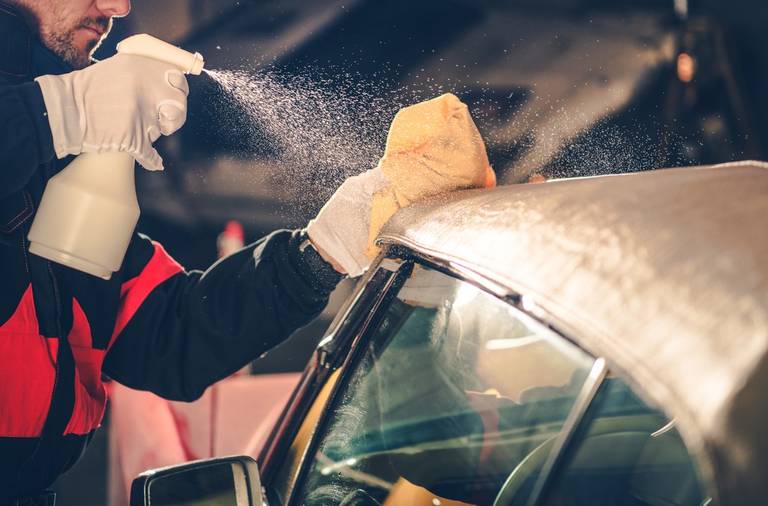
[48,44,90,69]
[74,34,102,63]
[65,49,92,69]
[64,44,99,69]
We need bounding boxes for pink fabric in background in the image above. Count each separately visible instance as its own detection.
[107,373,300,506]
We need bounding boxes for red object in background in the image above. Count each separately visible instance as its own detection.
[107,373,300,506]
[217,220,245,259]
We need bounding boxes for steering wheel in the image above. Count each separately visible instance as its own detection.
[492,415,666,506]
[492,437,557,506]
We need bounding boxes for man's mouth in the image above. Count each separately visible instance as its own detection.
[79,18,109,38]
[81,25,104,37]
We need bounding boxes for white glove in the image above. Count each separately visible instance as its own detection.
[307,93,495,278]
[307,167,389,277]
[35,53,189,171]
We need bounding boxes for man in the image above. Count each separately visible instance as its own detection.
[0,0,393,503]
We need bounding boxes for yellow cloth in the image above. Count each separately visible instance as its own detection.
[367,93,496,257]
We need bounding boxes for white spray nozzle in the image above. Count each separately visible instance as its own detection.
[116,33,204,75]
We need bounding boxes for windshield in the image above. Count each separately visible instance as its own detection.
[293,265,596,505]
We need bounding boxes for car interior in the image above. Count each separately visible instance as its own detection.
[278,264,712,506]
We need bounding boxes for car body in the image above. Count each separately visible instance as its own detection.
[133,161,768,506]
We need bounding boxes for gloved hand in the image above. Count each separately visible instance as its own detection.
[308,93,495,277]
[307,167,389,277]
[35,53,189,171]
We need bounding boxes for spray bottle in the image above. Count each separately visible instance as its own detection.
[27,34,204,279]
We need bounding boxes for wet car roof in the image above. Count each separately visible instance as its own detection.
[377,161,768,504]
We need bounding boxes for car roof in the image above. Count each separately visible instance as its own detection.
[377,161,768,505]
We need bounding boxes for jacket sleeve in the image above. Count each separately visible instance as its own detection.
[102,229,342,401]
[0,81,56,199]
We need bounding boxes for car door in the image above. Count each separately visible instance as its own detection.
[263,255,715,506]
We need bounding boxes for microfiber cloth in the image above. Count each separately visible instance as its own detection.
[366,93,496,257]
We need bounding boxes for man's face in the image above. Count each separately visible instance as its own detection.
[19,0,131,69]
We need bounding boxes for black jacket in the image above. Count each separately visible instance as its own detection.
[0,3,341,501]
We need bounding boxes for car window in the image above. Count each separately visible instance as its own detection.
[269,264,401,504]
[292,264,596,506]
[533,378,713,506]
[271,370,341,504]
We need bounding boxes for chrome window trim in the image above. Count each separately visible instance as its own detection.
[377,237,515,301]
[525,358,608,506]
[387,245,588,356]
[317,257,404,366]
[283,260,413,506]
[259,257,406,502]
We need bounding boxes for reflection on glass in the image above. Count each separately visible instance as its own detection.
[295,265,595,505]
[147,462,247,506]
[272,370,342,504]
[536,379,712,506]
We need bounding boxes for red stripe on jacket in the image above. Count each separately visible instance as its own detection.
[110,241,184,348]
[64,298,106,435]
[66,242,183,435]
[0,244,183,437]
[0,285,57,437]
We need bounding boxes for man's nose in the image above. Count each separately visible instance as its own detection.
[95,0,131,17]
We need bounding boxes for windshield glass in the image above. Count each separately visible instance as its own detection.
[293,264,595,505]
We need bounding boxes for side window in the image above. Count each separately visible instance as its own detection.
[271,370,341,504]
[269,263,400,504]
[535,378,713,506]
[292,265,597,506]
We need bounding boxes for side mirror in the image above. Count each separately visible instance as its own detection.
[129,455,264,506]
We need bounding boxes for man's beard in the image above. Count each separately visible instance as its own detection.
[45,16,111,69]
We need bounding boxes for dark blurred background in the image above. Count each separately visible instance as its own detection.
[55,0,768,503]
[93,0,768,271]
